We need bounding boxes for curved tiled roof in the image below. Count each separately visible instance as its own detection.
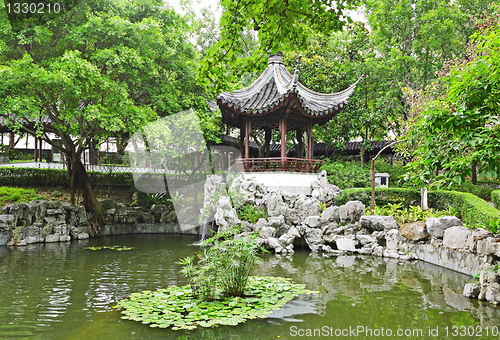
[216,52,362,120]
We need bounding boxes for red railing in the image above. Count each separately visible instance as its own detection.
[235,157,323,173]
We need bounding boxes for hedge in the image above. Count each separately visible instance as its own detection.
[333,188,421,207]
[0,167,134,188]
[0,167,215,190]
[427,190,499,227]
[490,190,500,209]
[334,187,499,227]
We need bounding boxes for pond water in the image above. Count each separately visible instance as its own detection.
[0,234,499,340]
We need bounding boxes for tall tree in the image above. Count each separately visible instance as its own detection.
[196,0,359,92]
[0,0,199,231]
[401,7,500,187]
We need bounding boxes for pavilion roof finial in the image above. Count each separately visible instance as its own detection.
[268,51,284,66]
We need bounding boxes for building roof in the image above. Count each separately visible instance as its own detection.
[216,52,362,128]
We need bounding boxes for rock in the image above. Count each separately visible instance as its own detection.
[77,232,89,239]
[0,230,10,245]
[259,226,276,239]
[372,245,384,257]
[485,283,500,304]
[99,198,116,210]
[356,234,377,246]
[311,170,330,201]
[465,229,493,252]
[150,204,166,217]
[214,196,240,232]
[339,201,365,224]
[336,236,356,251]
[254,218,268,231]
[360,215,399,231]
[304,216,321,228]
[386,229,401,251]
[443,226,471,249]
[400,222,429,242]
[264,191,286,217]
[160,210,176,223]
[266,237,283,253]
[304,227,324,252]
[268,215,288,235]
[45,234,60,242]
[485,237,500,255]
[0,214,15,225]
[426,216,463,239]
[322,222,341,243]
[383,249,400,258]
[320,206,339,225]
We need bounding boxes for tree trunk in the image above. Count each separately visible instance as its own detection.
[67,151,104,236]
[360,142,365,168]
[471,161,477,184]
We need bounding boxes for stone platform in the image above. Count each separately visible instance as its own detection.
[241,172,318,195]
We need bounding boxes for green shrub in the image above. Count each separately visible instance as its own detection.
[236,203,268,223]
[319,160,370,189]
[427,190,499,228]
[446,180,495,200]
[335,187,497,228]
[334,187,421,207]
[179,226,261,300]
[492,190,500,209]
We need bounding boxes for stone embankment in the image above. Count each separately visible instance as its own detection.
[0,199,194,246]
[206,172,500,306]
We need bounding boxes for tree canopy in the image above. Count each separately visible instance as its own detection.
[402,7,500,187]
[0,0,204,228]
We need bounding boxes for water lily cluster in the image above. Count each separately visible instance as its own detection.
[83,245,134,251]
[117,276,317,330]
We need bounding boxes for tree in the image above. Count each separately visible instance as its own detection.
[402,7,500,188]
[0,0,199,231]
[196,0,358,92]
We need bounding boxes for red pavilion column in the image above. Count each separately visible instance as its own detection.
[279,116,287,170]
[245,118,251,159]
[307,120,312,160]
[297,129,303,159]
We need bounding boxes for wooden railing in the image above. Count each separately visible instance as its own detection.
[235,157,323,173]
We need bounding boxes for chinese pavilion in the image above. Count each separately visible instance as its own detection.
[216,52,361,173]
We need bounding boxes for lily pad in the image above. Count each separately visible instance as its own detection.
[117,276,316,330]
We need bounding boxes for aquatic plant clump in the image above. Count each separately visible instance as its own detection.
[117,276,317,330]
[83,245,134,251]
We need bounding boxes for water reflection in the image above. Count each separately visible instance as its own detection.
[0,234,499,340]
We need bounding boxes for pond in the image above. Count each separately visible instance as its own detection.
[0,234,499,340]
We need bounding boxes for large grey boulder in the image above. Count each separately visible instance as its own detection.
[360,215,399,231]
[386,229,401,251]
[264,191,287,217]
[335,236,356,251]
[259,226,276,239]
[339,201,365,224]
[400,222,429,242]
[304,227,324,252]
[304,216,321,228]
[463,283,480,298]
[214,196,240,232]
[284,195,321,224]
[465,229,493,252]
[443,226,471,249]
[426,216,463,239]
[311,170,340,202]
[320,206,339,225]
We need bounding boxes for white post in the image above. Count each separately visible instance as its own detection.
[421,187,428,210]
